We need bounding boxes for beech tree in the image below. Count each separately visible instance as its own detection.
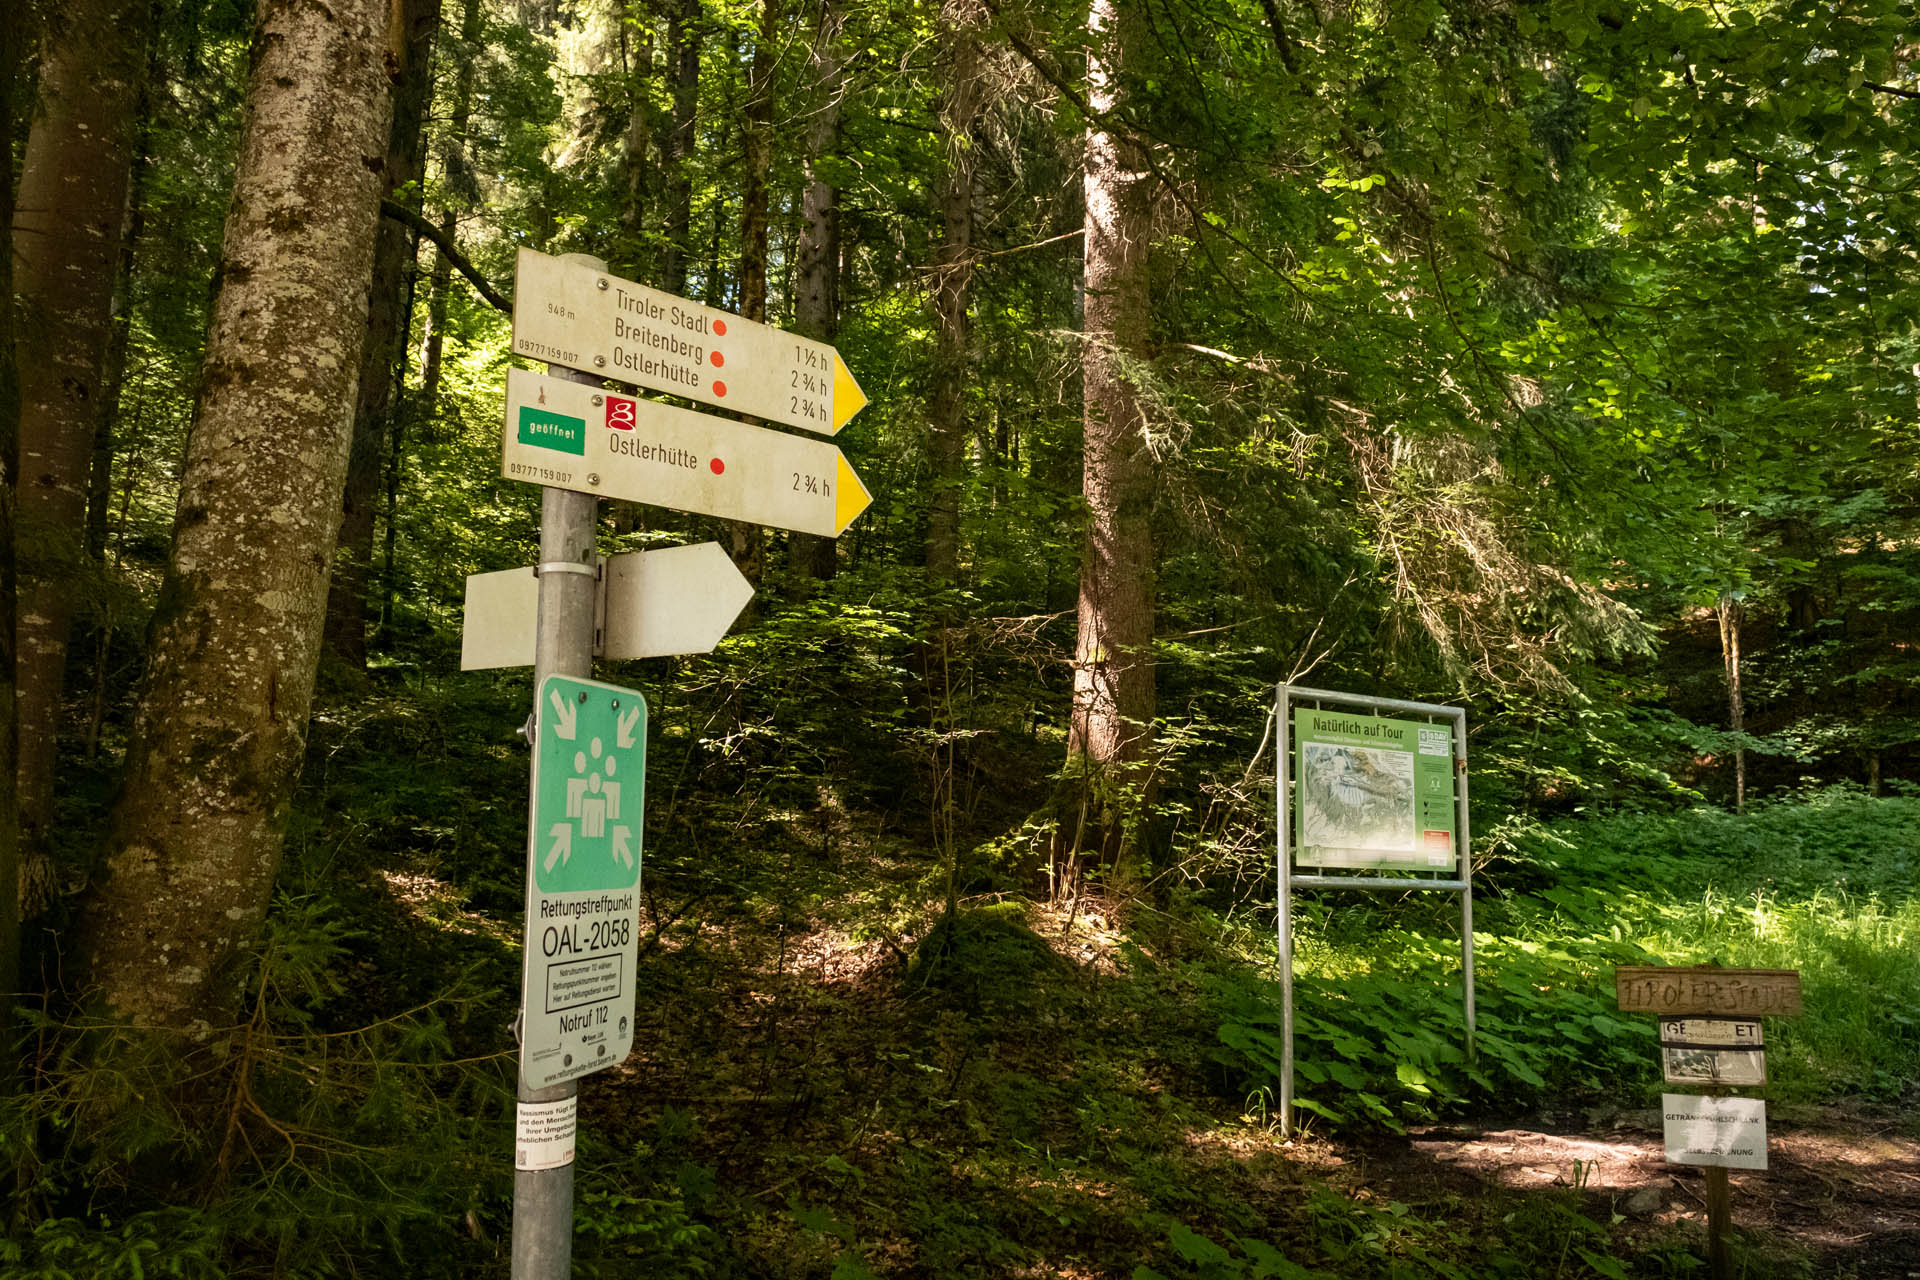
[81,0,397,1029]
[11,0,150,898]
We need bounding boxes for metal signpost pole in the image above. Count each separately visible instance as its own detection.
[512,255,607,1280]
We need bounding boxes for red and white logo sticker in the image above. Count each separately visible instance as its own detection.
[605,395,637,431]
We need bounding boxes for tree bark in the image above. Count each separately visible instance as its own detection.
[616,0,655,279]
[323,0,440,669]
[81,0,396,1031]
[1068,0,1156,779]
[729,0,778,589]
[660,0,702,296]
[924,0,984,584]
[786,0,845,591]
[0,0,28,1042]
[11,0,150,901]
[417,0,484,413]
[1718,596,1745,813]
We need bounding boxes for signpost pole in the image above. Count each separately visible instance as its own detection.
[1704,1165,1732,1280]
[512,255,607,1280]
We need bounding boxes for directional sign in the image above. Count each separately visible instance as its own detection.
[461,542,755,670]
[1616,967,1803,1018]
[511,248,867,436]
[501,367,871,537]
[520,674,645,1090]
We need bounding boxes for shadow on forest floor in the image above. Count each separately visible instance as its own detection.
[369,843,1919,1279]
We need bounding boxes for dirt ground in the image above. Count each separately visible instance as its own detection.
[1308,1104,1920,1278]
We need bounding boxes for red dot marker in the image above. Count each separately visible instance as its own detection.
[713,319,727,336]
[713,380,727,397]
[710,351,725,367]
[710,458,725,475]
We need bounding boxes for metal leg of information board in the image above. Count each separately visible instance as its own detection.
[1276,689,1295,1138]
[1456,724,1475,1059]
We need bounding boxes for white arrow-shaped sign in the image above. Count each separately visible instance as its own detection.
[616,705,642,750]
[500,369,871,537]
[547,687,579,740]
[545,823,572,872]
[511,248,866,436]
[460,542,756,671]
[611,826,634,868]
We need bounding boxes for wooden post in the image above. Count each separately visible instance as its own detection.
[1704,1164,1732,1280]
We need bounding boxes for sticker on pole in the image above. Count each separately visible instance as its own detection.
[515,1096,578,1170]
[519,674,645,1089]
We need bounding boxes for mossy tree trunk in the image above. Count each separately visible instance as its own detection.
[11,0,150,903]
[81,0,396,1031]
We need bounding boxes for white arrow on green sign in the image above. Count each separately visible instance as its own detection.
[501,367,872,538]
[520,674,646,1090]
[511,247,867,436]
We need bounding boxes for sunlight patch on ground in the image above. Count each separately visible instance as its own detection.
[377,869,519,947]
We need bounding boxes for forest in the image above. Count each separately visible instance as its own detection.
[2,0,1917,1273]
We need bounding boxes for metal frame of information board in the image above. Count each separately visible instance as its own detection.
[1274,685,1474,1136]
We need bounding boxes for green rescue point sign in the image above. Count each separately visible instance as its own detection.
[534,675,644,892]
[520,674,645,1089]
[1294,709,1457,870]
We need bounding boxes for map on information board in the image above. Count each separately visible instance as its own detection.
[1294,710,1456,870]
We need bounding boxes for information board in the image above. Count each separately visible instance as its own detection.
[1293,709,1457,869]
[519,674,646,1089]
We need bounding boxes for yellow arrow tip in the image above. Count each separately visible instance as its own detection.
[831,355,867,432]
[834,454,871,536]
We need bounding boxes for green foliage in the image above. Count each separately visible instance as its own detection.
[1,892,513,1278]
[1215,791,1920,1124]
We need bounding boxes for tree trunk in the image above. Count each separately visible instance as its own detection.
[924,0,983,584]
[11,0,149,902]
[0,0,28,1042]
[786,0,844,591]
[728,0,778,589]
[1717,595,1745,813]
[616,0,655,278]
[81,0,396,1031]
[660,0,702,296]
[417,0,483,413]
[1068,0,1156,781]
[323,0,439,669]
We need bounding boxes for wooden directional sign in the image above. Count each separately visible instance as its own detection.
[1616,966,1803,1018]
[461,542,755,670]
[521,674,644,1090]
[501,368,871,537]
[511,248,866,436]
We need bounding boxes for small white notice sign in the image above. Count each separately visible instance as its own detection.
[1663,1093,1766,1170]
[515,1096,578,1171]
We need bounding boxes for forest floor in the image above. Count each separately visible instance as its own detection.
[378,852,1920,1278]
